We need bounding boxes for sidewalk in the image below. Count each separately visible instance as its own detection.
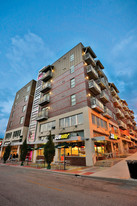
[1,153,137,181]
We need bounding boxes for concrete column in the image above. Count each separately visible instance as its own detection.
[118,140,124,154]
[85,138,95,166]
[17,146,20,159]
[32,144,37,163]
[54,143,58,162]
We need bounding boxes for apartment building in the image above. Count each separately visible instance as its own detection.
[26,43,137,166]
[1,80,36,157]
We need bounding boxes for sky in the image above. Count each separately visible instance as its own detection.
[0,0,137,138]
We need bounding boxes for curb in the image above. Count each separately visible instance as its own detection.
[1,163,137,185]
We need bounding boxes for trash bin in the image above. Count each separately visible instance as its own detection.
[126,160,137,179]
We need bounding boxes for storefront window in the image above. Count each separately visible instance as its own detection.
[77,113,83,124]
[71,115,76,126]
[65,117,70,127]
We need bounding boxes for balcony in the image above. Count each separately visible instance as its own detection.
[103,107,112,119]
[115,108,124,119]
[113,97,122,108]
[96,66,105,77]
[118,120,127,130]
[40,82,51,93]
[130,113,134,119]
[127,120,132,127]
[123,105,128,111]
[91,97,104,113]
[88,79,101,95]
[134,126,137,131]
[41,70,52,82]
[133,120,136,125]
[96,78,106,90]
[83,52,96,66]
[36,110,48,122]
[124,111,130,119]
[39,95,50,106]
[129,129,134,135]
[86,65,98,80]
[99,91,109,103]
[110,87,117,96]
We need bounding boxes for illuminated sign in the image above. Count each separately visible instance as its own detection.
[55,133,70,140]
[109,134,118,140]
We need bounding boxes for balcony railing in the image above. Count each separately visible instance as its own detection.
[115,108,124,119]
[134,126,137,131]
[133,120,136,125]
[103,107,112,119]
[86,65,98,80]
[91,97,104,113]
[127,120,132,126]
[110,87,117,96]
[96,66,105,77]
[99,91,109,103]
[36,110,48,121]
[40,82,51,93]
[113,97,122,108]
[124,111,130,118]
[123,105,128,111]
[118,120,127,130]
[83,52,96,66]
[39,95,50,106]
[41,70,52,82]
[88,79,101,95]
[96,77,106,90]
[130,114,134,119]
[129,129,134,135]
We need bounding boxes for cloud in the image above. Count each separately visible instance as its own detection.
[6,32,55,77]
[0,118,8,138]
[0,99,13,114]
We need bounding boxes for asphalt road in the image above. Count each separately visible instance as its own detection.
[0,165,137,206]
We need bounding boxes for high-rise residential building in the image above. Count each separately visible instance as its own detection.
[26,43,137,166]
[1,80,36,157]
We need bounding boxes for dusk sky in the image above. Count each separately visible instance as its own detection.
[0,0,137,138]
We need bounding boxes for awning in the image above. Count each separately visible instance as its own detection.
[92,136,106,141]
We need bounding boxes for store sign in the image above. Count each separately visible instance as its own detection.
[55,133,70,140]
[109,134,118,140]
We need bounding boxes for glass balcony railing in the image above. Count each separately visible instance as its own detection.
[124,111,130,118]
[110,87,117,96]
[127,120,132,126]
[103,107,112,119]
[99,90,109,103]
[91,97,104,113]
[96,77,107,90]
[41,70,52,82]
[86,65,98,80]
[113,97,122,108]
[39,95,50,106]
[96,66,105,77]
[83,52,96,66]
[118,120,127,130]
[134,126,137,131]
[36,110,48,121]
[40,82,51,93]
[88,79,101,95]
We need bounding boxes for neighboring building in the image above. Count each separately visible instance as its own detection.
[1,80,36,157]
[27,42,137,166]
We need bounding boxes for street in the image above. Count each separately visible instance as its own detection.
[0,165,137,206]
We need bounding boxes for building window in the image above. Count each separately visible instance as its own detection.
[70,65,74,73]
[24,95,29,102]
[13,130,21,137]
[70,78,75,88]
[59,113,83,128]
[16,94,19,99]
[27,85,31,92]
[40,121,56,133]
[9,121,12,128]
[20,116,24,124]
[92,115,96,124]
[5,132,12,139]
[71,94,76,106]
[22,105,27,112]
[70,54,74,62]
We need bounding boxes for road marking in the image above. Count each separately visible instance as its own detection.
[27,180,62,191]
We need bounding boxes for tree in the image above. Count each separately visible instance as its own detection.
[20,139,28,166]
[3,144,11,163]
[44,132,55,169]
